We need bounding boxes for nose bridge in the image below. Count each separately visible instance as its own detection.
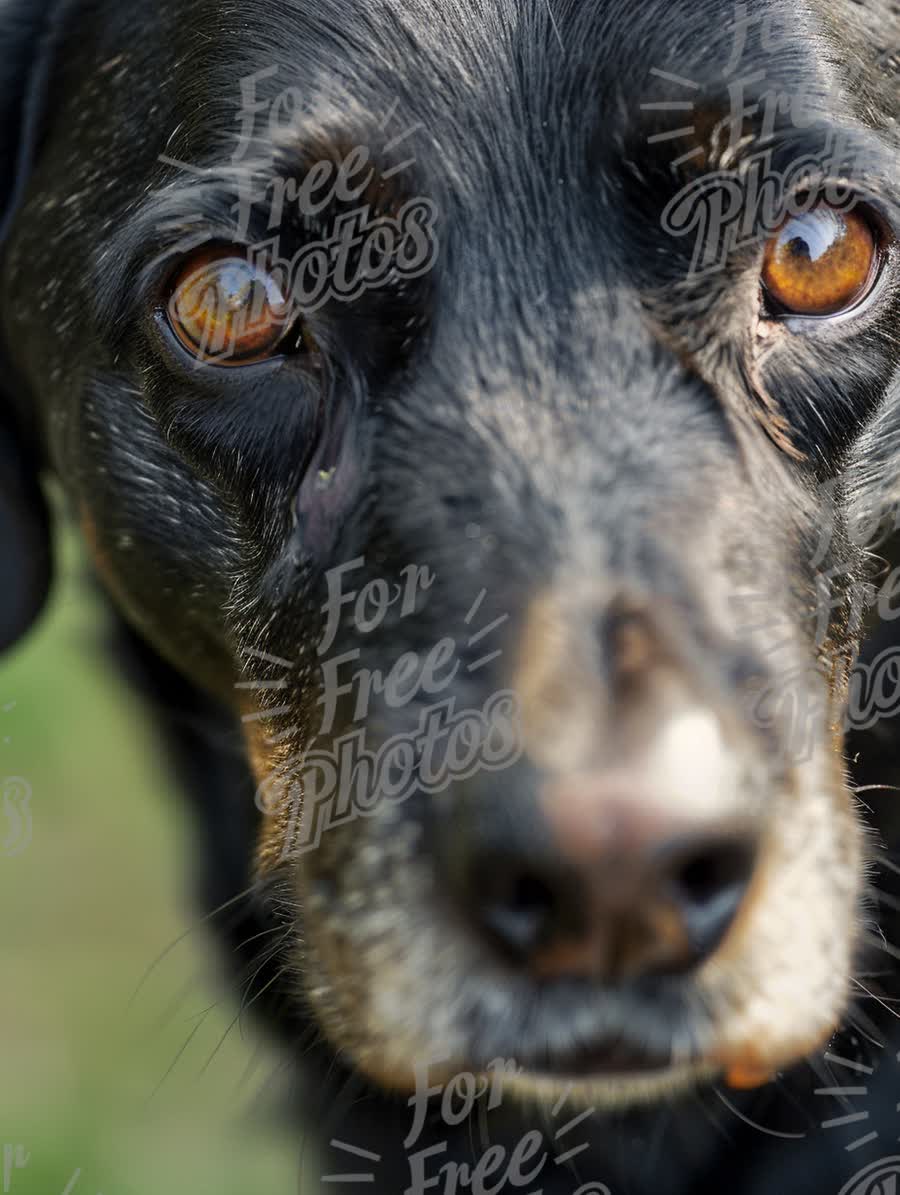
[511,581,730,779]
[394,253,733,595]
[428,251,695,469]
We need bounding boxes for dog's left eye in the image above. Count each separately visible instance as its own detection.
[165,247,296,364]
[761,204,879,318]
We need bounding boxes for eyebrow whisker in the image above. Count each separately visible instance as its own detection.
[158,154,223,177]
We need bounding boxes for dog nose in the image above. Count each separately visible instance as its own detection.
[446,773,757,981]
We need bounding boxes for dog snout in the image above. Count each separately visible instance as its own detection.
[432,580,766,986]
[443,765,758,982]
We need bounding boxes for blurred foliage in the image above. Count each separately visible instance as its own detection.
[0,529,298,1194]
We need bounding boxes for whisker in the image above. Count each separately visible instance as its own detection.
[199,965,291,1077]
[127,881,263,1010]
[843,1001,889,1044]
[868,887,900,915]
[145,973,204,1036]
[711,1087,806,1141]
[871,853,900,881]
[147,1006,215,1103]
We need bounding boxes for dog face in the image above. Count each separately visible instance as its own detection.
[1,0,898,1104]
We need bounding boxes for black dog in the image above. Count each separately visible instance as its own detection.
[2,1,899,1192]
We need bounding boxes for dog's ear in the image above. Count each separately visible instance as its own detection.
[0,1,71,651]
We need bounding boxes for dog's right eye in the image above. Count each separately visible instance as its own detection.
[165,247,300,364]
[761,204,879,318]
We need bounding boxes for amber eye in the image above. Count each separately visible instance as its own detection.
[166,247,293,363]
[761,204,878,317]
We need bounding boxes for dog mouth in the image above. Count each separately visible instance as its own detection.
[445,1035,724,1107]
[457,1024,782,1100]
[527,1039,683,1079]
[513,1040,778,1093]
[424,971,729,1092]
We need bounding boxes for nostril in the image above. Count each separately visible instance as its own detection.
[675,841,752,905]
[472,857,568,962]
[484,871,556,959]
[667,836,757,960]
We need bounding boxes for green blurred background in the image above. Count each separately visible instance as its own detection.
[0,526,300,1194]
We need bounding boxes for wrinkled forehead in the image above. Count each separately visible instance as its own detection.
[178,0,844,188]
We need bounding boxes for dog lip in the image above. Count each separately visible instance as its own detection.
[454,975,703,1082]
[511,1038,689,1080]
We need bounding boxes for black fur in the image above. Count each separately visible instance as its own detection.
[1,2,900,1192]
